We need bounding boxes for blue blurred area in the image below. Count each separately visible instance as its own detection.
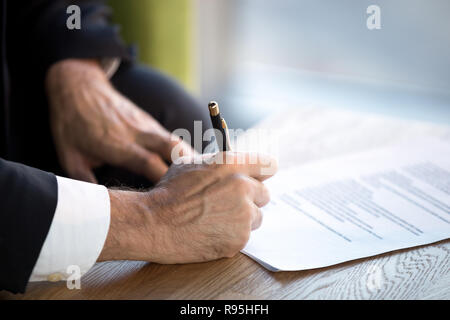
[215,0,450,128]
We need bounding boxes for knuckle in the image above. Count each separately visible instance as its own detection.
[240,202,254,220]
[230,174,251,193]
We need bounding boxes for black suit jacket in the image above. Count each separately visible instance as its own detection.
[0,0,130,293]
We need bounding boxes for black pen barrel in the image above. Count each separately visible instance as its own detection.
[208,101,229,152]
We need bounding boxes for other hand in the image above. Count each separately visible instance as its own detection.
[46,59,194,183]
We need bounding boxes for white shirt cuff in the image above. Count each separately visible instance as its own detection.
[29,176,110,282]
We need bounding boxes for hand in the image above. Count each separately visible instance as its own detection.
[46,58,194,183]
[98,152,278,264]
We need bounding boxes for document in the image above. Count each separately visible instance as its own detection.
[243,139,450,271]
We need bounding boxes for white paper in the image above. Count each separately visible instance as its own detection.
[243,139,450,271]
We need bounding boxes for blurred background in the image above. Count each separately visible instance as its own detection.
[108,0,450,129]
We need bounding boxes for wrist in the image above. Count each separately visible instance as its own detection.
[98,189,151,261]
[46,58,106,94]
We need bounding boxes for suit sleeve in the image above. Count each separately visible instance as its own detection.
[0,158,57,294]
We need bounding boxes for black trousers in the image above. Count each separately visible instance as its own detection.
[10,62,211,189]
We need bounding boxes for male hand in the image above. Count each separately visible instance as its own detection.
[46,58,194,183]
[98,152,278,264]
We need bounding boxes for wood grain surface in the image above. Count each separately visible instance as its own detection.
[1,107,449,300]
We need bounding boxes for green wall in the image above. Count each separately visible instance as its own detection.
[108,0,195,90]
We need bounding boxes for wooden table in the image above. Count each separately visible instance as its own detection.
[2,107,449,299]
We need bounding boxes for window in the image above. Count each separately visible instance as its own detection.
[196,0,450,128]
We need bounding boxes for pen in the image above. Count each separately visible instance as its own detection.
[208,101,231,151]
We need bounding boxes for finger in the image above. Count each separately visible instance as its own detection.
[62,150,98,183]
[70,166,98,184]
[205,152,278,181]
[251,204,263,230]
[138,131,196,163]
[236,174,271,207]
[167,135,197,162]
[122,144,169,182]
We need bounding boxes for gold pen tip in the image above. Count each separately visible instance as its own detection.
[208,101,219,116]
[221,118,228,129]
